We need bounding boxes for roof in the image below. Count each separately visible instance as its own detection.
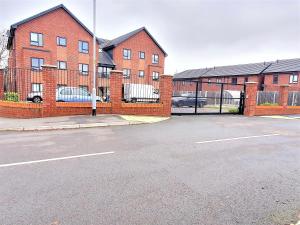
[173,68,210,80]
[263,58,300,73]
[99,51,115,67]
[8,4,96,48]
[102,27,168,56]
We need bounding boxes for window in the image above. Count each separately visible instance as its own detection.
[79,41,89,53]
[57,37,67,46]
[139,51,145,59]
[273,74,279,84]
[57,61,67,70]
[244,77,248,83]
[138,70,145,77]
[79,63,89,75]
[123,49,131,60]
[31,58,44,70]
[30,32,43,46]
[289,74,298,84]
[98,67,111,78]
[123,68,131,78]
[231,77,238,85]
[32,83,43,92]
[152,54,159,64]
[216,78,222,85]
[152,71,159,80]
[208,79,212,85]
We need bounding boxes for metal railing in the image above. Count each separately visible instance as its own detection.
[256,91,279,105]
[288,91,300,106]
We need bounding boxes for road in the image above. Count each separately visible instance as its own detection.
[0,115,299,225]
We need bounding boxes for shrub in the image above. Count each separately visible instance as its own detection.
[259,102,279,106]
[228,108,239,113]
[4,92,19,102]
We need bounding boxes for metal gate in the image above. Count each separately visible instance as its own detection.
[172,80,245,115]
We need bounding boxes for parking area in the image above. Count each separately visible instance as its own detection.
[0,115,299,225]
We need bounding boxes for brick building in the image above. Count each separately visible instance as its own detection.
[6,4,167,98]
[174,58,300,92]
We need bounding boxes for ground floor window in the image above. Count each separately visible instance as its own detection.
[32,83,43,92]
[289,74,298,84]
[98,87,110,102]
[123,69,131,78]
[152,71,159,80]
[98,67,112,78]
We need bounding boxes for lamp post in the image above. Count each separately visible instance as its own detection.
[92,0,97,116]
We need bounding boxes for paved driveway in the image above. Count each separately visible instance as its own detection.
[0,115,299,225]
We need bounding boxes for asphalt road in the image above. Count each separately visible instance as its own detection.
[0,115,299,225]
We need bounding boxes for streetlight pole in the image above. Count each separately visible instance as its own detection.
[92,0,97,116]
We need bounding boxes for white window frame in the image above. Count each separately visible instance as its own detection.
[123,49,131,60]
[152,71,159,80]
[152,54,159,64]
[138,70,145,77]
[57,61,67,70]
[289,74,298,84]
[30,32,43,46]
[123,68,131,78]
[79,63,89,75]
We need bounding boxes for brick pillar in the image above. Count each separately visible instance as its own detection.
[0,69,3,100]
[159,74,173,117]
[110,70,123,114]
[41,65,57,117]
[244,82,258,116]
[278,84,289,107]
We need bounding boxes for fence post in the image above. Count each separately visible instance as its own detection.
[159,74,173,117]
[244,82,258,116]
[0,69,3,100]
[110,70,123,114]
[41,65,57,117]
[279,84,289,108]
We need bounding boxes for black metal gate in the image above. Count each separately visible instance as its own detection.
[172,80,245,115]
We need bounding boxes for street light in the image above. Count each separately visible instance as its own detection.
[92,0,97,116]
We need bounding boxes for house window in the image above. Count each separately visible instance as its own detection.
[244,77,248,83]
[123,49,131,60]
[208,79,212,85]
[98,67,111,78]
[138,70,145,77]
[79,41,89,53]
[152,54,159,64]
[152,71,159,80]
[32,83,43,92]
[289,74,298,84]
[123,68,131,78]
[231,77,238,85]
[273,74,279,84]
[31,58,44,70]
[57,61,67,70]
[79,63,89,75]
[216,78,222,85]
[139,51,145,59]
[57,37,67,46]
[30,32,43,46]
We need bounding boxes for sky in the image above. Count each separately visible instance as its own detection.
[0,0,300,74]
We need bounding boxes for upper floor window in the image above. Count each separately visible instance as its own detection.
[57,61,67,70]
[138,70,145,77]
[123,68,131,78]
[31,57,44,70]
[216,78,222,84]
[79,41,89,53]
[139,51,145,59]
[152,71,159,80]
[231,77,238,85]
[152,54,159,64]
[208,79,212,85]
[244,77,248,83]
[289,74,298,84]
[79,63,89,75]
[30,32,43,46]
[123,49,131,60]
[273,74,279,84]
[57,37,67,46]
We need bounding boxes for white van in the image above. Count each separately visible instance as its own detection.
[123,83,159,103]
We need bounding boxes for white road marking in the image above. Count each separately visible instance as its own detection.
[195,134,280,144]
[0,151,115,168]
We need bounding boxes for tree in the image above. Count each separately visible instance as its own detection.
[0,29,8,68]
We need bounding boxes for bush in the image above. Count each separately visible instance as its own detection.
[4,92,19,102]
[228,108,239,113]
[259,102,279,106]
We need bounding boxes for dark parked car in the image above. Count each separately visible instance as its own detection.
[172,93,207,107]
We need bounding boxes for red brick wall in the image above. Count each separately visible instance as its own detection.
[112,30,165,82]
[263,72,300,91]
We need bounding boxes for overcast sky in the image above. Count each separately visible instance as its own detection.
[1,0,300,74]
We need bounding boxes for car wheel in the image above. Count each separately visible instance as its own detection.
[33,96,42,103]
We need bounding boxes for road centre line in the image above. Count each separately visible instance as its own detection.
[195,134,280,144]
[0,151,115,168]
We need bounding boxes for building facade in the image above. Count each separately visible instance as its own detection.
[6,4,167,99]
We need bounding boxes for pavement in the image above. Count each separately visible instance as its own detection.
[0,115,299,225]
[0,114,169,131]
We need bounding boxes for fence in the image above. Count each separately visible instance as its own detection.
[256,91,279,105]
[288,91,300,106]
